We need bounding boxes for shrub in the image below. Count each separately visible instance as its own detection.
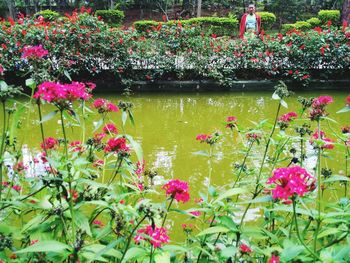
[95,9,124,27]
[318,10,340,25]
[257,11,276,30]
[306,17,321,27]
[34,9,60,21]
[282,21,312,32]
[133,20,161,31]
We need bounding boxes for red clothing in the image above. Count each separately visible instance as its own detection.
[239,13,261,39]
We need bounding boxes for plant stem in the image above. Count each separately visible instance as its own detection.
[161,197,174,227]
[149,245,154,263]
[292,199,320,260]
[108,158,123,186]
[314,120,322,253]
[120,215,147,263]
[232,141,253,188]
[37,102,47,155]
[0,101,6,201]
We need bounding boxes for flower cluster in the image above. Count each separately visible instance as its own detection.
[134,225,169,248]
[225,116,237,129]
[21,45,48,59]
[346,95,350,106]
[162,179,190,203]
[104,137,129,154]
[92,98,119,114]
[196,132,220,145]
[102,123,118,135]
[33,81,93,106]
[278,112,297,130]
[310,130,334,150]
[240,243,252,254]
[309,95,333,121]
[41,137,58,150]
[246,132,262,143]
[267,166,316,201]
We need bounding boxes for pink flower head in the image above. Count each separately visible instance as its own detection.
[182,223,194,232]
[92,98,119,113]
[246,132,261,142]
[310,130,334,150]
[136,160,145,175]
[103,123,118,134]
[0,64,4,75]
[190,211,201,217]
[33,81,92,105]
[346,95,350,106]
[93,220,104,227]
[69,141,83,152]
[267,166,316,201]
[104,137,129,154]
[240,243,252,253]
[196,132,220,145]
[12,185,22,192]
[163,179,190,203]
[93,159,104,167]
[225,116,237,129]
[278,112,297,130]
[134,225,169,248]
[268,255,280,263]
[196,134,211,142]
[41,137,58,150]
[22,45,48,59]
[312,96,333,108]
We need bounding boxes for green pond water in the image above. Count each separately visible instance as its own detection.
[3,90,350,242]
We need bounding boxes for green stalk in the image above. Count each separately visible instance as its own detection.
[81,101,86,143]
[120,215,147,263]
[149,245,154,263]
[60,110,75,243]
[37,102,47,155]
[161,197,174,227]
[0,101,7,201]
[292,198,320,260]
[232,141,254,188]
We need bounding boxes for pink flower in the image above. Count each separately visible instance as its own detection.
[33,81,92,105]
[196,134,211,142]
[267,166,316,201]
[246,132,261,142]
[240,243,252,253]
[190,211,201,217]
[194,197,203,204]
[93,159,104,167]
[0,64,4,75]
[312,96,333,108]
[12,185,22,192]
[310,130,334,150]
[136,160,145,175]
[134,225,169,248]
[92,98,119,113]
[346,95,350,106]
[268,255,280,263]
[103,123,118,134]
[41,137,58,150]
[104,137,129,154]
[196,132,220,145]
[93,220,104,227]
[22,45,48,59]
[30,240,38,246]
[69,141,83,152]
[225,116,237,129]
[163,179,190,203]
[278,112,297,122]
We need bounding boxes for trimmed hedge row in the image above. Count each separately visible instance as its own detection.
[95,9,124,27]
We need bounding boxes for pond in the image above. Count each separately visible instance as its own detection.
[5,89,350,242]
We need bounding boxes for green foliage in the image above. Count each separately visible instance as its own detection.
[95,9,125,27]
[257,11,276,30]
[133,20,161,31]
[282,21,312,32]
[306,17,321,27]
[34,9,60,21]
[318,10,340,25]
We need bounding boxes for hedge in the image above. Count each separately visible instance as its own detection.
[35,9,60,21]
[318,10,340,25]
[282,21,312,32]
[306,17,321,28]
[133,20,161,31]
[95,9,124,27]
[256,12,276,30]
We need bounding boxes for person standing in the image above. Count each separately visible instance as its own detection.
[239,4,261,39]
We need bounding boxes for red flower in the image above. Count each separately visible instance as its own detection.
[346,95,350,106]
[268,255,280,263]
[93,220,104,227]
[288,70,293,75]
[225,116,237,129]
[104,137,129,154]
[12,185,22,192]
[267,166,316,201]
[240,243,252,253]
[327,20,332,28]
[163,179,190,203]
[320,46,325,56]
[22,45,48,59]
[93,159,104,167]
[310,130,334,150]
[30,240,39,246]
[92,99,119,113]
[41,137,58,150]
[190,211,201,217]
[69,141,83,152]
[134,225,169,248]
[278,112,297,122]
[342,20,348,33]
[103,123,118,134]
[1,43,7,50]
[302,74,310,80]
[0,64,3,75]
[246,132,261,142]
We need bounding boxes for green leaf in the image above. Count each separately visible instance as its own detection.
[64,70,72,81]
[337,106,350,113]
[16,240,71,254]
[155,252,170,263]
[192,150,209,157]
[214,188,248,203]
[218,216,238,231]
[25,78,36,90]
[280,99,288,108]
[122,247,147,262]
[74,211,92,236]
[197,226,230,237]
[323,175,350,183]
[334,245,350,260]
[125,135,143,162]
[238,195,273,204]
[82,244,121,259]
[93,119,104,132]
[220,246,237,258]
[317,228,340,239]
[122,111,127,126]
[128,109,135,126]
[162,245,187,253]
[40,110,58,123]
[280,245,304,261]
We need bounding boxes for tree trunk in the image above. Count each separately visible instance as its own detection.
[24,0,30,16]
[343,0,350,24]
[5,0,16,19]
[197,0,202,17]
[110,0,115,9]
